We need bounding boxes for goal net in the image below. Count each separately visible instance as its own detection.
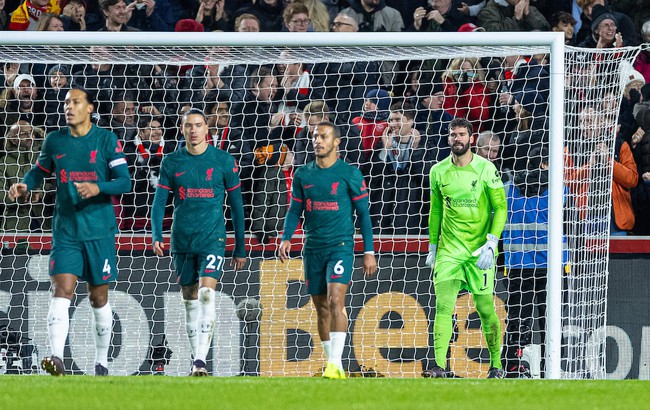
[0,32,639,378]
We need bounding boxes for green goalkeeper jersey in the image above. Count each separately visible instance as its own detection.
[22,124,130,241]
[155,145,244,255]
[429,154,507,261]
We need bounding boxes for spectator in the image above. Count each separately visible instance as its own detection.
[234,12,260,31]
[549,11,577,45]
[374,102,426,232]
[477,0,550,32]
[101,90,138,142]
[121,114,171,231]
[410,0,471,32]
[194,0,229,31]
[293,100,363,167]
[441,57,491,132]
[0,74,47,135]
[0,0,7,30]
[476,130,510,182]
[205,98,237,150]
[631,83,650,234]
[501,95,547,174]
[284,2,311,32]
[59,0,87,31]
[413,81,453,163]
[575,0,639,46]
[233,0,284,32]
[8,0,60,30]
[34,12,64,31]
[0,121,49,231]
[127,0,175,31]
[98,0,139,32]
[352,88,391,163]
[297,0,330,32]
[618,67,645,143]
[43,65,72,131]
[577,4,623,48]
[341,0,405,32]
[633,21,650,83]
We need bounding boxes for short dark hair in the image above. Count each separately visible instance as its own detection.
[390,102,416,121]
[316,121,341,139]
[182,108,207,124]
[70,86,95,106]
[549,11,577,28]
[449,117,473,136]
[99,0,122,11]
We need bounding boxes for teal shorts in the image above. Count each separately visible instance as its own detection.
[49,236,118,286]
[433,258,495,295]
[173,248,226,287]
[303,243,354,296]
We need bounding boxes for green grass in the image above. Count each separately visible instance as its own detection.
[1,376,648,410]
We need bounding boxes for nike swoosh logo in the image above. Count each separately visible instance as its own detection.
[175,172,185,177]
[441,183,450,187]
[479,286,488,291]
[304,184,314,189]
[102,274,111,281]
[330,274,342,279]
[56,154,66,159]
[205,269,216,273]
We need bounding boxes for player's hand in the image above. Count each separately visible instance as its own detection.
[425,243,437,268]
[153,240,165,256]
[231,257,247,271]
[8,183,28,202]
[74,182,100,199]
[471,234,498,270]
[363,253,377,277]
[278,240,291,263]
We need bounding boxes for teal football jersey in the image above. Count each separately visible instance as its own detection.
[292,159,368,250]
[26,124,127,240]
[157,145,240,254]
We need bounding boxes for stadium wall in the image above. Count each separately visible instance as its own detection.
[0,237,647,379]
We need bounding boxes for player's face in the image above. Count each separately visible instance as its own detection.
[448,126,472,156]
[312,125,339,159]
[182,114,209,148]
[64,89,93,126]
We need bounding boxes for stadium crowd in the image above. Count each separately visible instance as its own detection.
[0,0,650,241]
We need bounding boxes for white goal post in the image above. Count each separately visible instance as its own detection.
[0,31,638,379]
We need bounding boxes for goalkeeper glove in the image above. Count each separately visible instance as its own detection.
[471,234,498,270]
[425,244,437,268]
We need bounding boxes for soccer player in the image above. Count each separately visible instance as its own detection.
[8,87,131,376]
[151,109,246,377]
[424,117,507,379]
[278,121,377,380]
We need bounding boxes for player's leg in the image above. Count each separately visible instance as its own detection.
[503,269,525,375]
[431,279,462,372]
[176,254,200,362]
[322,246,354,379]
[42,239,83,376]
[303,249,331,372]
[85,237,119,376]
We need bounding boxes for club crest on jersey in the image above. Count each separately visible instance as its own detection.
[90,150,98,163]
[361,180,367,191]
[179,186,186,200]
[471,180,478,191]
[330,182,339,195]
[60,169,68,183]
[116,141,123,153]
[206,167,214,181]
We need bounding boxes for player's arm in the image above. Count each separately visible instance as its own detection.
[151,160,172,256]
[224,156,246,270]
[350,174,377,277]
[94,137,131,196]
[279,172,304,262]
[14,135,55,200]
[472,164,507,270]
[427,170,443,267]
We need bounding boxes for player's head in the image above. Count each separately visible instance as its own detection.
[312,121,341,159]
[448,117,473,156]
[181,108,209,148]
[64,87,95,126]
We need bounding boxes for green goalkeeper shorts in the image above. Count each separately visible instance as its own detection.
[172,248,226,287]
[434,257,495,295]
[303,243,354,296]
[49,236,118,286]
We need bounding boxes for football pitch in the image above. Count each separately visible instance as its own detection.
[1,376,648,410]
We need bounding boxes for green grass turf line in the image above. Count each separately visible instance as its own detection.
[1,377,648,410]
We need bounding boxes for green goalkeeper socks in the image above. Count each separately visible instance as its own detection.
[474,293,503,369]
[433,280,462,369]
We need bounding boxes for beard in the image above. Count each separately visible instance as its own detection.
[451,141,470,156]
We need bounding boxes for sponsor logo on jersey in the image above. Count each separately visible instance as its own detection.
[304,184,314,189]
[206,167,214,181]
[179,186,186,200]
[90,150,98,164]
[56,154,66,159]
[449,197,479,208]
[175,172,185,177]
[312,201,339,211]
[184,188,215,198]
[59,169,68,183]
[330,182,339,195]
[445,196,451,208]
[69,171,98,181]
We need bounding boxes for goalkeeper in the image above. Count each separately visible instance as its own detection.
[424,117,507,379]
